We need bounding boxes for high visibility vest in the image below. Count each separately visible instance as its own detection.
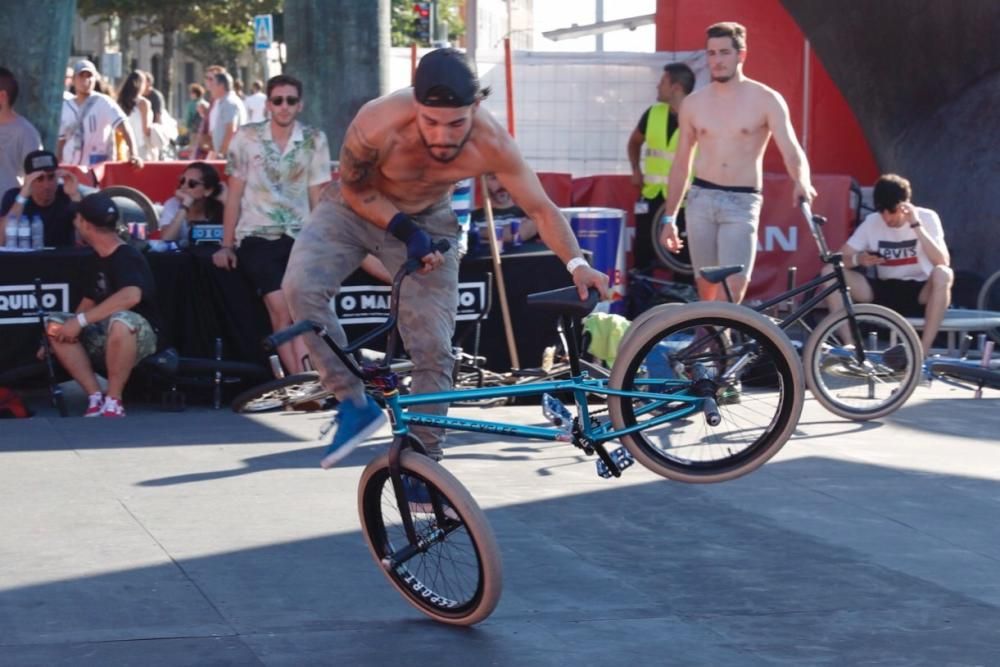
[641,102,679,200]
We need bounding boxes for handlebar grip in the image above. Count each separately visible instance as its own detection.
[402,238,452,275]
[264,320,316,352]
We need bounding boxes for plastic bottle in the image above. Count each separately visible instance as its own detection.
[4,215,17,248]
[31,215,44,249]
[17,215,31,249]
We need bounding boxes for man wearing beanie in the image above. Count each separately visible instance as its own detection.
[44,193,161,417]
[283,48,608,469]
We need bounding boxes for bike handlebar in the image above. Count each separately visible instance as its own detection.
[799,199,832,259]
[264,319,318,352]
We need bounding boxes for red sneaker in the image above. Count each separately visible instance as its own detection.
[83,392,104,418]
[100,396,126,418]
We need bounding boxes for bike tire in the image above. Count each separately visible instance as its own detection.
[977,269,1000,344]
[803,303,922,420]
[928,361,1000,391]
[100,185,160,233]
[230,372,330,413]
[650,201,693,275]
[358,450,503,626]
[608,301,803,483]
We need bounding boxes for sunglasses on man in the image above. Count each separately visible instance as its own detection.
[269,95,300,107]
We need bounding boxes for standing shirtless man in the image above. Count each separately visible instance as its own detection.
[659,22,816,303]
[283,48,608,468]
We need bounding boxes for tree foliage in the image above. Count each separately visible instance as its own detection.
[77,0,282,103]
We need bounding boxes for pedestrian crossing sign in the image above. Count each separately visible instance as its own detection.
[254,15,273,51]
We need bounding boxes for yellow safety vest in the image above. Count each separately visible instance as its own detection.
[641,102,679,200]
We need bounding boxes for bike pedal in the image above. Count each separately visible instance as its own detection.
[542,392,573,431]
[610,446,635,470]
[595,447,636,479]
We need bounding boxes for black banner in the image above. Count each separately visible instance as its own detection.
[336,281,487,326]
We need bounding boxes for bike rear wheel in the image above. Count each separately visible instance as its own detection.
[650,201,693,275]
[230,372,330,413]
[608,301,803,483]
[803,303,922,420]
[358,450,502,626]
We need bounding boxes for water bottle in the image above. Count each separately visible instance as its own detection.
[4,215,16,248]
[17,215,31,249]
[31,215,44,249]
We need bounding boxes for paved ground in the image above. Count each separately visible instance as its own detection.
[1,378,999,666]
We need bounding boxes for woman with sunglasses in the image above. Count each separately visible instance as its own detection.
[158,161,225,244]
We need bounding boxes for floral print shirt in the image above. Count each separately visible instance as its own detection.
[226,120,331,242]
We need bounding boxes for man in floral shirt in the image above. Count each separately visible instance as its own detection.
[213,74,330,375]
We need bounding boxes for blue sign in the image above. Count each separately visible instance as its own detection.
[254,15,273,51]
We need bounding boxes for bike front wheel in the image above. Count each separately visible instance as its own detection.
[608,301,804,483]
[803,303,922,420]
[358,450,503,626]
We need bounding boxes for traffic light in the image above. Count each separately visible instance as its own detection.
[413,2,431,45]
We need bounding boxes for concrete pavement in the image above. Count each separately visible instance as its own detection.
[1,380,999,665]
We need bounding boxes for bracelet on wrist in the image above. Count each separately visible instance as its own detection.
[76,312,88,327]
[566,257,589,274]
[15,194,28,206]
[661,214,675,226]
[909,222,920,229]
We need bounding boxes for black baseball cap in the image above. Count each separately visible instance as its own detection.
[413,48,480,107]
[74,192,119,228]
[24,150,58,175]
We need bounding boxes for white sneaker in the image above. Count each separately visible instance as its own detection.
[100,396,126,418]
[83,392,104,417]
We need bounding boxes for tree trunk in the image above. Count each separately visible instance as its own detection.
[0,0,75,151]
[120,14,132,72]
[284,0,390,159]
[161,28,175,111]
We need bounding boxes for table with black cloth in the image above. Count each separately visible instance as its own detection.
[0,243,575,376]
[0,246,274,374]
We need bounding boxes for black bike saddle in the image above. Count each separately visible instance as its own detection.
[525,286,601,318]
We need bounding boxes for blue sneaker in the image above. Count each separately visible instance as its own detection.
[402,475,458,520]
[320,395,386,469]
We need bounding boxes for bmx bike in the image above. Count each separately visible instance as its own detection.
[266,243,805,625]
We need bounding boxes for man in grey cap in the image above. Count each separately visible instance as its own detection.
[0,150,82,247]
[283,47,608,469]
[58,60,144,168]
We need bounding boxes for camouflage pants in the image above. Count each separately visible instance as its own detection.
[46,310,157,369]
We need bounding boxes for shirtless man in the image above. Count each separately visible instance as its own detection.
[282,48,608,468]
[659,22,815,302]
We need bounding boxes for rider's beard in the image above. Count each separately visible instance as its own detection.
[419,125,473,164]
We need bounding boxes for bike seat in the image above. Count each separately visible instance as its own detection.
[138,347,180,376]
[699,265,744,284]
[525,286,600,318]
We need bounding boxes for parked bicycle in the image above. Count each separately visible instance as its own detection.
[266,243,804,625]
